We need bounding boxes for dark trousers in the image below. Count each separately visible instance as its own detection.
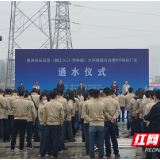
[34,117,41,142]
[8,115,14,139]
[140,118,146,133]
[0,119,4,140]
[71,117,76,138]
[118,107,125,122]
[83,123,89,155]
[80,119,85,142]
[115,119,119,136]
[104,121,119,155]
[89,126,104,158]
[41,125,61,157]
[27,121,33,148]
[63,118,67,140]
[3,119,9,142]
[39,125,45,154]
[59,121,65,151]
[146,147,160,159]
[11,119,27,150]
[131,116,136,136]
[66,121,74,142]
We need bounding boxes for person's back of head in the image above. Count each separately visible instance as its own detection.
[154,90,160,100]
[86,90,90,94]
[100,92,103,97]
[73,89,77,93]
[63,92,68,99]
[18,90,24,97]
[37,89,41,95]
[53,88,60,95]
[60,89,63,96]
[79,91,82,96]
[89,89,94,98]
[24,90,29,98]
[5,89,11,95]
[138,88,144,92]
[103,87,110,96]
[135,90,139,97]
[12,89,18,93]
[145,90,151,98]
[74,92,78,98]
[92,89,100,99]
[150,91,154,100]
[50,90,58,99]
[68,91,75,102]
[119,90,122,94]
[110,89,115,95]
[84,92,89,101]
[31,88,37,93]
[129,87,133,93]
[139,90,145,99]
[66,89,71,93]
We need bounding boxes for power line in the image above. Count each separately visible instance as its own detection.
[71,3,160,17]
[71,21,160,34]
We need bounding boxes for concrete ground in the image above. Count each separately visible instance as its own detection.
[0,123,146,159]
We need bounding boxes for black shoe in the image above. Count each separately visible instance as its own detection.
[105,154,111,159]
[53,156,58,159]
[40,155,44,159]
[62,147,68,150]
[115,153,120,159]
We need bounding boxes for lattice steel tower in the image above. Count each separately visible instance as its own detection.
[53,1,73,49]
[6,1,53,88]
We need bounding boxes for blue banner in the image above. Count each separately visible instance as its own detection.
[15,49,149,92]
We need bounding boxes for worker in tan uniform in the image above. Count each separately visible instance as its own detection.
[66,92,74,142]
[11,90,30,152]
[84,89,105,159]
[0,91,6,141]
[144,90,157,127]
[0,90,10,142]
[125,87,135,112]
[82,89,94,158]
[128,90,143,136]
[102,88,120,159]
[24,90,35,149]
[110,89,120,138]
[38,93,49,155]
[54,88,68,151]
[30,88,40,142]
[40,90,64,158]
[137,90,151,134]
[117,90,125,122]
[79,92,89,142]
[5,89,15,141]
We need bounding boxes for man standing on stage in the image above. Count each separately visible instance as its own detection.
[32,82,40,90]
[111,80,119,96]
[78,82,85,95]
[17,82,25,92]
[122,80,130,95]
[57,80,65,91]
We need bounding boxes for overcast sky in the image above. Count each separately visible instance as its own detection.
[1,1,160,60]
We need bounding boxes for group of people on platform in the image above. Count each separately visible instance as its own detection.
[0,79,160,159]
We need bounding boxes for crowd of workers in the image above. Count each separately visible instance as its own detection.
[0,80,160,159]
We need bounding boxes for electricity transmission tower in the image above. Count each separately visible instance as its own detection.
[6,1,53,88]
[53,1,73,49]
